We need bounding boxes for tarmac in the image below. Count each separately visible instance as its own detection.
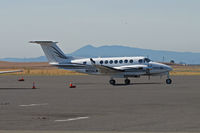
[0,75,200,132]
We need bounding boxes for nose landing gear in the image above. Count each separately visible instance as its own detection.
[166,78,172,84]
[166,73,172,84]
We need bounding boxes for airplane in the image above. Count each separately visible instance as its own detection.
[0,70,23,74]
[30,41,173,85]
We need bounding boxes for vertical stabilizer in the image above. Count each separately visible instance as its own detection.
[30,41,72,63]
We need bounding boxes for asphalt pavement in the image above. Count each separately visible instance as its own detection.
[0,75,200,132]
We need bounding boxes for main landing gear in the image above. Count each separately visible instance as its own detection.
[166,72,172,84]
[109,79,116,85]
[125,78,130,85]
[109,78,131,85]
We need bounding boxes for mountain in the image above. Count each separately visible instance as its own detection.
[0,56,47,62]
[69,45,200,64]
[1,45,200,64]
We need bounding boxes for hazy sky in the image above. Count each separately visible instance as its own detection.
[0,0,200,58]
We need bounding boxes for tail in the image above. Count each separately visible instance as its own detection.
[30,41,72,64]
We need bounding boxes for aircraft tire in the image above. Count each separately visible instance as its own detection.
[109,79,116,85]
[166,79,172,84]
[125,79,130,85]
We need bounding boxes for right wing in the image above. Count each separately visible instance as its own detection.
[90,58,124,74]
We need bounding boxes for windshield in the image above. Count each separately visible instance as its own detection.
[144,58,151,63]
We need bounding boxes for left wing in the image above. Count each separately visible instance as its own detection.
[90,58,123,74]
[0,70,23,74]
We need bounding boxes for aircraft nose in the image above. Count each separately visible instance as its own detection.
[151,62,173,72]
[165,65,173,71]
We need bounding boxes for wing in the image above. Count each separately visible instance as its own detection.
[114,65,149,71]
[0,70,23,74]
[94,64,124,74]
[90,58,123,74]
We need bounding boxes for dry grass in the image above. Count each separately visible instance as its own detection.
[21,68,84,76]
[1,61,200,76]
[1,68,85,76]
[0,61,84,76]
[170,64,200,76]
[170,72,200,76]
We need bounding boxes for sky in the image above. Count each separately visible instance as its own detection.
[0,0,200,58]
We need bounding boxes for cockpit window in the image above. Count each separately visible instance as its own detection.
[144,58,151,63]
[83,61,87,65]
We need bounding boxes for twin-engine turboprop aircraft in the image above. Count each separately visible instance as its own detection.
[30,41,173,85]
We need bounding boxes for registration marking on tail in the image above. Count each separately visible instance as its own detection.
[19,103,48,107]
[54,117,89,122]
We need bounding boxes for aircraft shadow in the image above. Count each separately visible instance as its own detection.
[0,88,35,90]
[113,82,162,86]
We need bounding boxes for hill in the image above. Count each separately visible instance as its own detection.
[70,45,200,64]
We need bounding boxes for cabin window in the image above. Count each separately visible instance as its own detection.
[105,60,108,64]
[138,59,143,63]
[114,60,118,64]
[100,60,103,64]
[119,60,123,64]
[109,60,113,64]
[83,61,87,65]
[124,59,128,63]
[129,59,133,63]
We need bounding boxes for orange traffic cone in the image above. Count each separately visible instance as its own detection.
[69,82,76,88]
[32,82,36,89]
[18,77,24,81]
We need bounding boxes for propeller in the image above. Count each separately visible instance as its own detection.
[90,58,96,65]
[146,63,152,74]
[146,63,152,80]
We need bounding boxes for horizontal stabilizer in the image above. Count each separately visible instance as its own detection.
[0,70,23,74]
[29,41,58,44]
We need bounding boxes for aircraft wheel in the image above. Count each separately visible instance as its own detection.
[109,79,116,85]
[125,79,130,85]
[166,79,172,84]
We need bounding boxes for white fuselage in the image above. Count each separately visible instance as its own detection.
[57,56,172,78]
